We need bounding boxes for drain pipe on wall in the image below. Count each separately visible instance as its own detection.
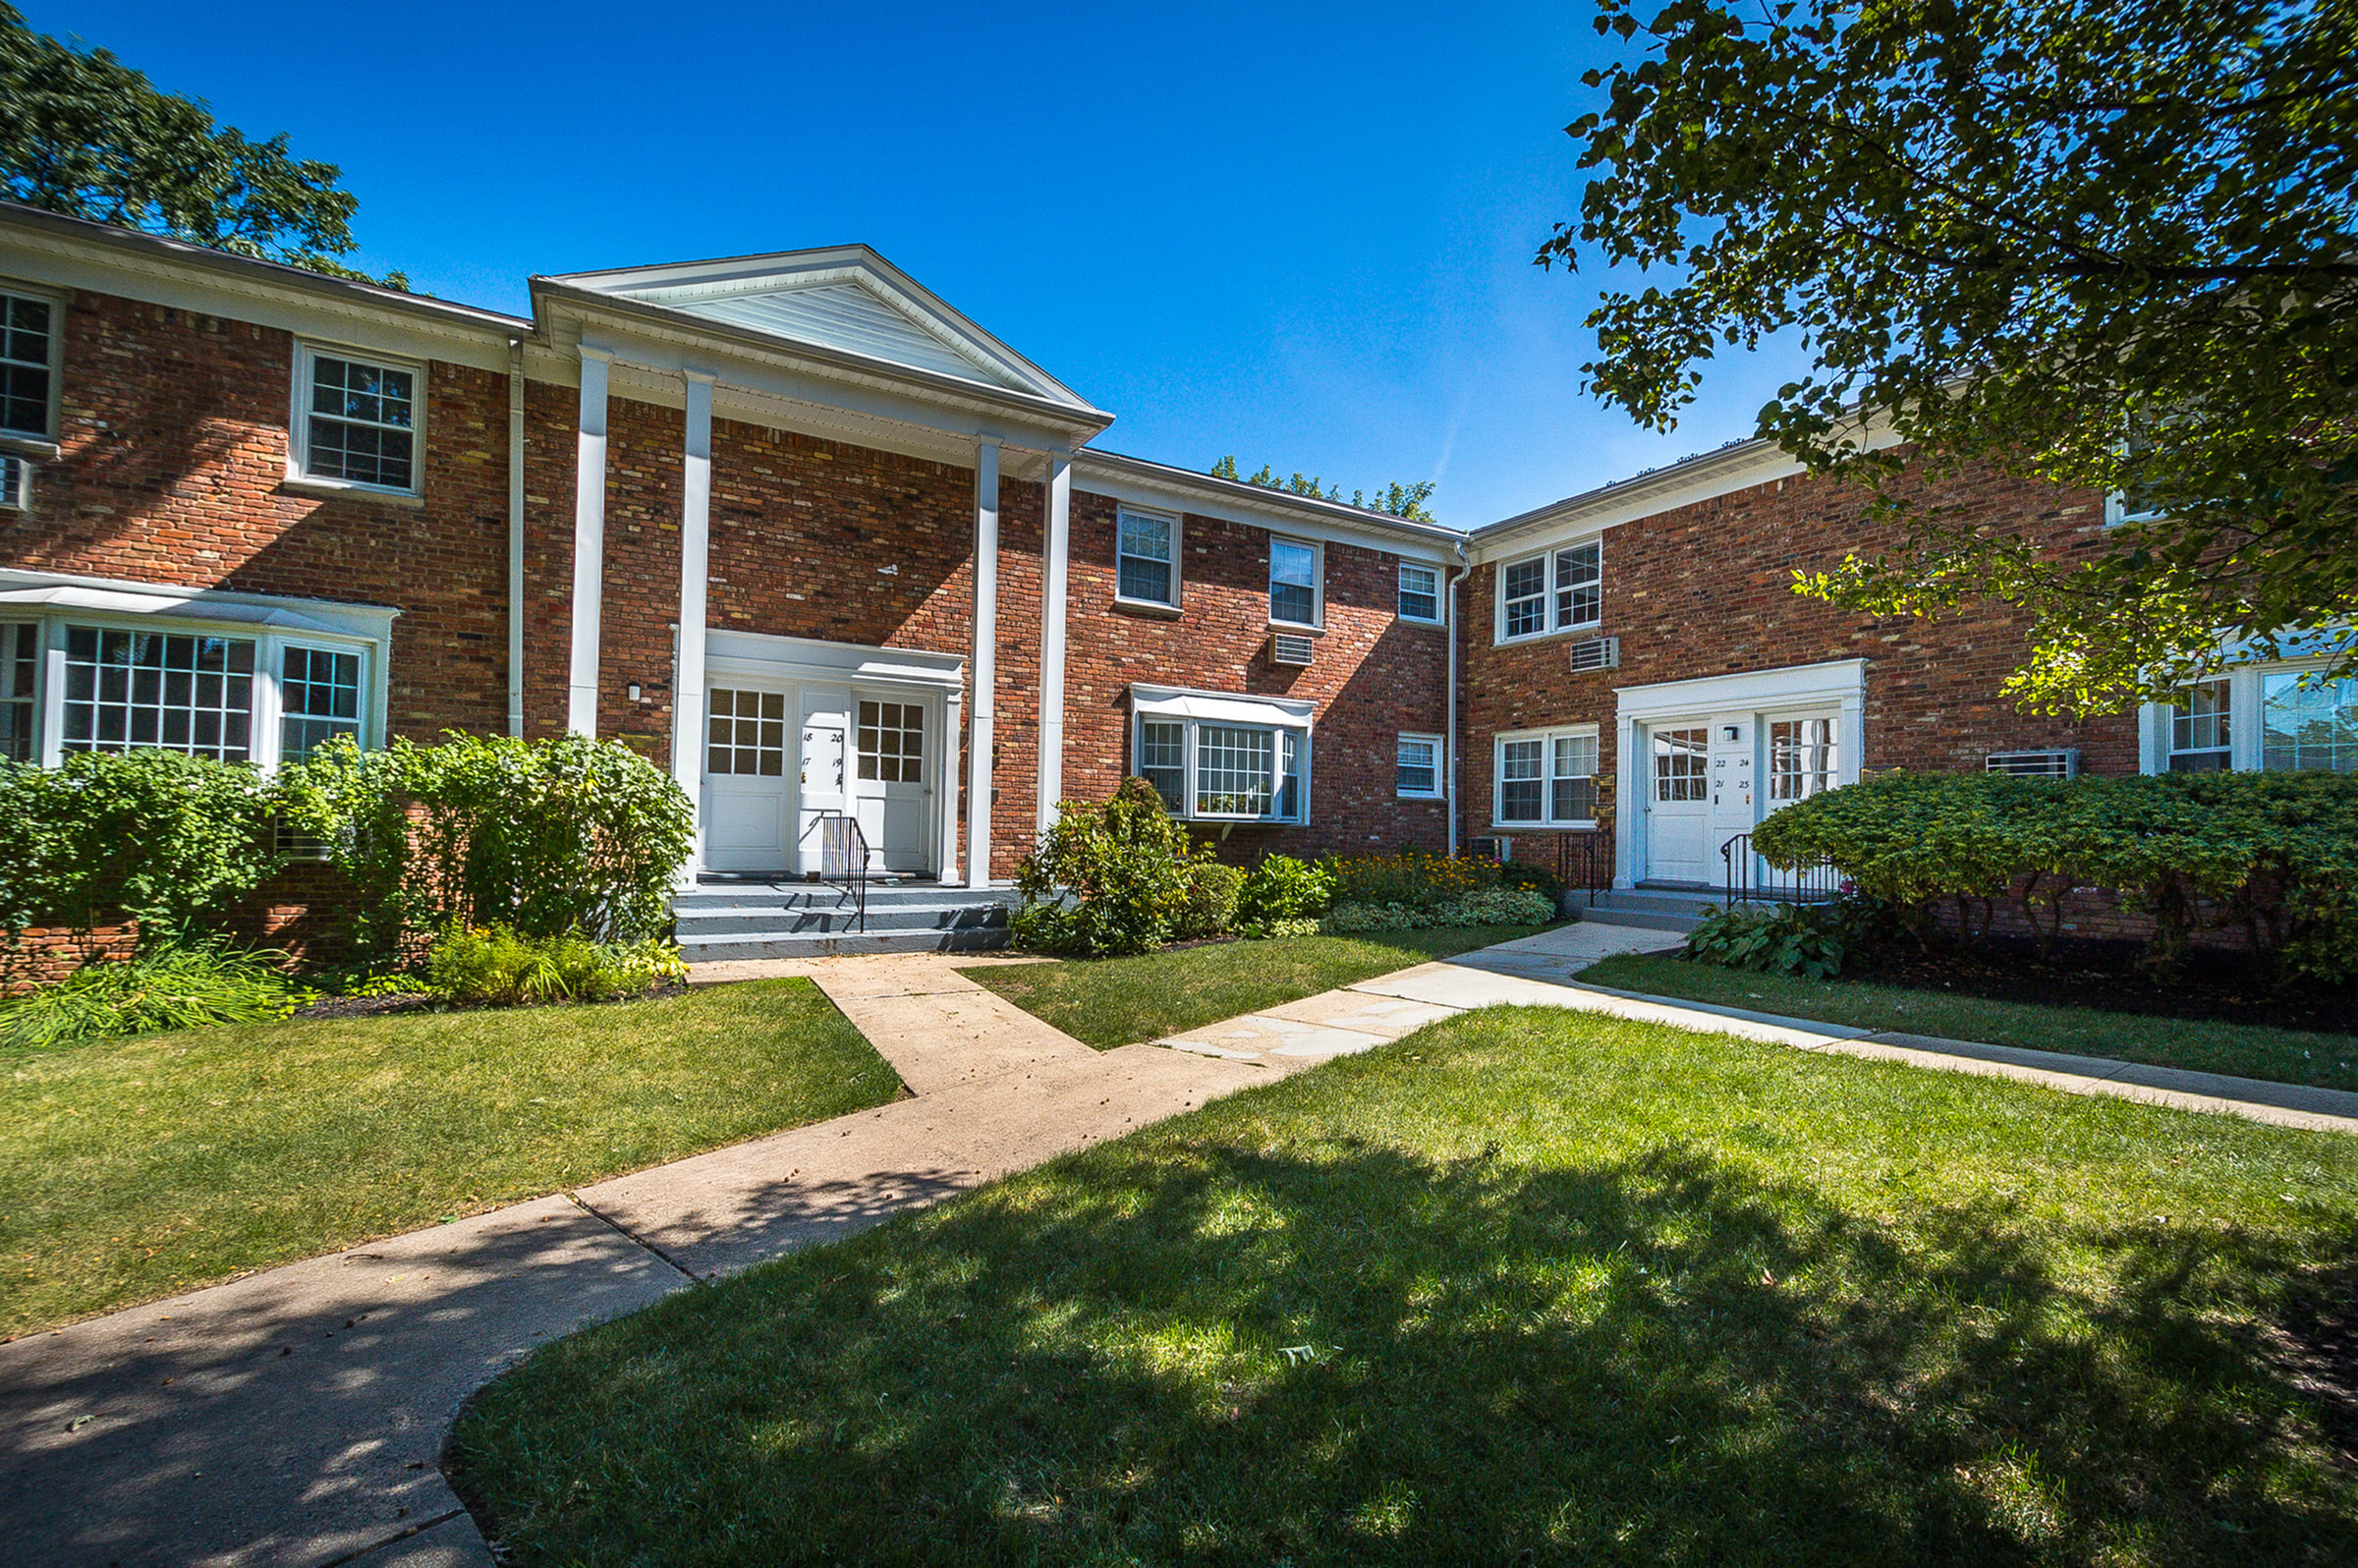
[506,337,527,738]
[1444,539,1470,859]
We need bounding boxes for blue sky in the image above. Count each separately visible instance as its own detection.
[28,1,1806,526]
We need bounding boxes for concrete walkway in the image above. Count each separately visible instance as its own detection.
[8,926,2353,1567]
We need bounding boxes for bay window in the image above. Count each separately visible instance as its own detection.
[1129,684,1313,824]
[2262,673,2357,772]
[1,621,34,761]
[1495,725,1599,826]
[1497,540,1604,642]
[2167,680,2231,771]
[2142,647,2358,775]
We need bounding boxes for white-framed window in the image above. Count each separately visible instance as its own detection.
[292,342,421,495]
[1397,563,1440,623]
[2167,679,2232,771]
[1768,716,1839,800]
[1654,726,1709,802]
[1493,725,1599,826]
[1397,733,1442,798]
[1497,540,1605,643]
[2261,672,2357,773]
[706,689,787,776]
[63,625,258,761]
[1,286,59,440]
[1269,536,1320,628]
[1,621,37,762]
[0,452,28,510]
[1115,504,1179,607]
[857,699,925,784]
[279,644,364,761]
[1132,708,1310,824]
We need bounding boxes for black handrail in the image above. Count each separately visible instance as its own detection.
[1720,832,1838,907]
[809,812,871,934]
[1554,828,1610,908]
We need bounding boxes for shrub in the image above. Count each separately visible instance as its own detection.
[0,751,280,960]
[1254,917,1324,939]
[1322,886,1559,933]
[1495,859,1566,907]
[0,941,307,1049]
[425,924,686,1007]
[1174,861,1245,940]
[1236,855,1338,929]
[1013,778,1199,957]
[1684,904,1846,980]
[1325,849,1497,910]
[1751,769,2358,983]
[282,732,696,958]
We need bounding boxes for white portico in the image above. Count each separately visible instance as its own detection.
[524,245,1113,886]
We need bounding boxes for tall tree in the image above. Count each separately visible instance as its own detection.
[1544,0,2358,712]
[1211,455,1440,523]
[0,4,401,287]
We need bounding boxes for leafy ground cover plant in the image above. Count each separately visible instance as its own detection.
[1323,886,1560,932]
[426,924,688,1007]
[0,941,306,1049]
[1683,903,1846,980]
[1013,779,1201,957]
[1234,854,1338,934]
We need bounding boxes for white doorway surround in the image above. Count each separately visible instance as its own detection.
[695,629,964,879]
[1614,659,1865,890]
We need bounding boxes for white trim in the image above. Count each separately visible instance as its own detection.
[673,370,715,836]
[1396,561,1443,625]
[1038,447,1072,832]
[288,339,427,499]
[2136,640,2358,774]
[1615,657,1867,720]
[1113,501,1182,610]
[1129,684,1314,825]
[1396,731,1445,799]
[1268,533,1323,631]
[1130,684,1316,729]
[702,630,965,691]
[966,437,1000,888]
[1071,452,1463,562]
[0,275,65,442]
[566,348,610,735]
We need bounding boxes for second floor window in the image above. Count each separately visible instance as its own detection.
[1398,563,1439,622]
[298,346,418,492]
[1116,506,1177,605]
[1500,541,1604,641]
[1269,538,1319,627]
[1,290,54,438]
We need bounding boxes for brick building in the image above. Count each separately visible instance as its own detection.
[2,198,2345,942]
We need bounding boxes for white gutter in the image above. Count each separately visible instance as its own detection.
[506,338,527,737]
[1444,541,1470,858]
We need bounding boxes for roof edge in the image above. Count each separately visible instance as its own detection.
[1076,448,1468,544]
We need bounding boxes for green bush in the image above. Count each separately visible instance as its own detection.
[1174,861,1245,940]
[425,924,687,1007]
[0,941,307,1049]
[282,732,695,958]
[1013,779,1200,957]
[1324,849,1498,910]
[0,751,280,959]
[1751,769,2358,983]
[1236,855,1339,931]
[1495,859,1566,907]
[1321,886,1559,933]
[1684,904,1847,980]
[1254,917,1324,939]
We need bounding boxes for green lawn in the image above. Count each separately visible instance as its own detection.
[1582,952,2358,1093]
[451,1004,2358,1566]
[0,979,900,1335]
[962,925,1550,1048]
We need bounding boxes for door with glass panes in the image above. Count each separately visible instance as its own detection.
[1643,722,1712,884]
[852,693,931,871]
[702,685,793,871]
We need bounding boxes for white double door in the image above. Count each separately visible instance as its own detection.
[1642,709,1840,886]
[700,681,935,874]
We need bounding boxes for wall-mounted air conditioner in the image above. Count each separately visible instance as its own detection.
[1471,835,1509,863]
[1986,749,2081,778]
[1270,632,1315,667]
[1567,635,1620,673]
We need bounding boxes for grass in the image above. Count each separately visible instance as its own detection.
[1581,952,2358,1093]
[0,979,900,1336]
[451,1004,2358,1566]
[962,925,1551,1048]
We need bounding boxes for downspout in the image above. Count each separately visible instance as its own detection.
[505,338,527,738]
[1444,539,1470,859]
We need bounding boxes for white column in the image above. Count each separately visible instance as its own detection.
[965,437,1001,888]
[565,348,611,736]
[672,371,715,878]
[1036,446,1072,837]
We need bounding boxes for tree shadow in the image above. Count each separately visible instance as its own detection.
[452,1134,2358,1565]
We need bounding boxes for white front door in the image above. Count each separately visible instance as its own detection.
[853,694,931,872]
[702,685,794,872]
[1645,721,1712,884]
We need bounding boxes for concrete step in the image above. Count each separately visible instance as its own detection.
[672,879,1021,959]
[675,901,1011,936]
[678,925,1012,961]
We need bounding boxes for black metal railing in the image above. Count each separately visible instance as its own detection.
[1720,832,1839,907]
[809,812,872,933]
[1555,829,1611,908]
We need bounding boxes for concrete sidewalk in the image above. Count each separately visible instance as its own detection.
[0,954,1264,1568]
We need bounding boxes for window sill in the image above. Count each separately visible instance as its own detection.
[1489,820,1600,833]
[1267,620,1324,637]
[281,476,424,509]
[1493,623,1603,649]
[1397,792,1444,802]
[0,433,60,462]
[1397,615,1445,629]
[1112,595,1184,619]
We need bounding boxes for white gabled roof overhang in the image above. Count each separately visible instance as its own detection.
[1129,682,1316,729]
[0,566,400,642]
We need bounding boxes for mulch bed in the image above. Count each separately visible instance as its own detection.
[1837,935,2358,1036]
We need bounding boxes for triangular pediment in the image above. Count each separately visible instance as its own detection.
[548,247,1090,410]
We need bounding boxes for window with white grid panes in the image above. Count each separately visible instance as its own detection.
[1551,732,1599,819]
[1197,724,1277,815]
[2263,673,2358,772]
[301,350,417,490]
[1501,557,1547,638]
[1397,734,1440,797]
[1117,507,1177,605]
[0,622,35,761]
[1,291,53,438]
[706,689,785,776]
[1653,727,1708,802]
[1498,738,1544,821]
[1398,563,1439,622]
[857,700,924,783]
[2167,680,2231,771]
[1768,717,1838,800]
[1139,718,1185,810]
[1553,542,1600,628]
[1269,539,1319,627]
[62,626,254,760]
[279,645,362,761]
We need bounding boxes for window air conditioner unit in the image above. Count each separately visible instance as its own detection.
[1269,632,1316,667]
[274,820,333,862]
[1471,835,1509,864]
[1567,635,1620,673]
[1986,749,2081,778]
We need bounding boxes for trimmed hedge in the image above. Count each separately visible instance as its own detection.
[1750,770,2358,983]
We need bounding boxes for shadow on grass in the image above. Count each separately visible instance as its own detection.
[452,1133,2358,1566]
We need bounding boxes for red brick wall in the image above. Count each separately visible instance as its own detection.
[1461,461,2140,876]
[1059,491,1453,864]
